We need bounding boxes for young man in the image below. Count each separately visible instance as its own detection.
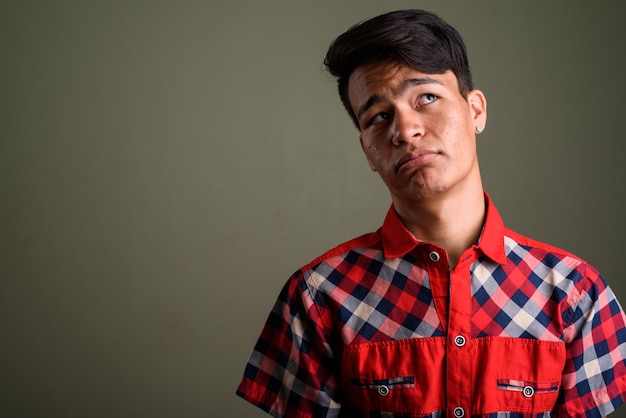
[236,9,626,418]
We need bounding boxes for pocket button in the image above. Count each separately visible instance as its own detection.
[523,386,535,397]
[377,385,390,396]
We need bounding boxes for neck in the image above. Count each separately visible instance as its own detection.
[392,186,486,269]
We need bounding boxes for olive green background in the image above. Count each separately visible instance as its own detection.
[1,1,625,417]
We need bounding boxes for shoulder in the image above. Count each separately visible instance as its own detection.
[277,229,383,310]
[503,227,587,265]
[502,227,602,287]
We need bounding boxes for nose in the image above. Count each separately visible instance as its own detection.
[391,107,424,146]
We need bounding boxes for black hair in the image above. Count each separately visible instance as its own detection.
[324,9,474,128]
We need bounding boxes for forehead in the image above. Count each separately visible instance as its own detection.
[349,61,413,90]
[347,62,458,115]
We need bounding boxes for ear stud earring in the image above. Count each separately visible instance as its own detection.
[476,125,484,134]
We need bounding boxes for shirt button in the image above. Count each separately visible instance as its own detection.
[454,335,466,347]
[523,386,535,397]
[429,251,440,262]
[377,385,389,396]
[453,406,465,418]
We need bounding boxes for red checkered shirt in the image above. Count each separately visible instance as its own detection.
[236,194,626,417]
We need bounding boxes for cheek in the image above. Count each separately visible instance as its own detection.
[437,111,466,134]
[360,136,376,155]
[439,112,474,148]
[362,131,392,164]
[363,142,386,167]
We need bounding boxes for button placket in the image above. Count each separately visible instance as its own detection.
[454,335,466,347]
[453,406,465,417]
[446,257,473,418]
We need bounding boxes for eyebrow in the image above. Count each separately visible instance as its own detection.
[356,77,443,120]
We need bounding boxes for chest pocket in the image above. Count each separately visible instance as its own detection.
[474,337,566,414]
[341,338,446,417]
[340,337,566,416]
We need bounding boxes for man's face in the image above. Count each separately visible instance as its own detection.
[347,61,487,205]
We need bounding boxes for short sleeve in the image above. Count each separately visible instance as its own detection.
[556,264,626,417]
[236,269,342,418]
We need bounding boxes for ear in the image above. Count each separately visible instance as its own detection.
[468,89,487,132]
[359,134,378,172]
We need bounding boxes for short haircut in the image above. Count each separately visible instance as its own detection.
[324,9,474,129]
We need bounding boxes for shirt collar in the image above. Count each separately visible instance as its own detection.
[381,192,507,265]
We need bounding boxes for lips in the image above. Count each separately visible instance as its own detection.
[395,150,439,173]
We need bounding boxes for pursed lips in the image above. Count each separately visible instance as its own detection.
[395,150,440,173]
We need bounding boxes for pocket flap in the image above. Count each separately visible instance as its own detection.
[497,378,560,397]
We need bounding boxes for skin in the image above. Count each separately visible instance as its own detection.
[347,61,488,268]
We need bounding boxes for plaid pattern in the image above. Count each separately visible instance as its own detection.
[237,194,626,417]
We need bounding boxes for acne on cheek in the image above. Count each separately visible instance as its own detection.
[362,144,383,167]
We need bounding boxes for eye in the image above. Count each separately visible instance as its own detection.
[367,112,390,127]
[417,94,438,106]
